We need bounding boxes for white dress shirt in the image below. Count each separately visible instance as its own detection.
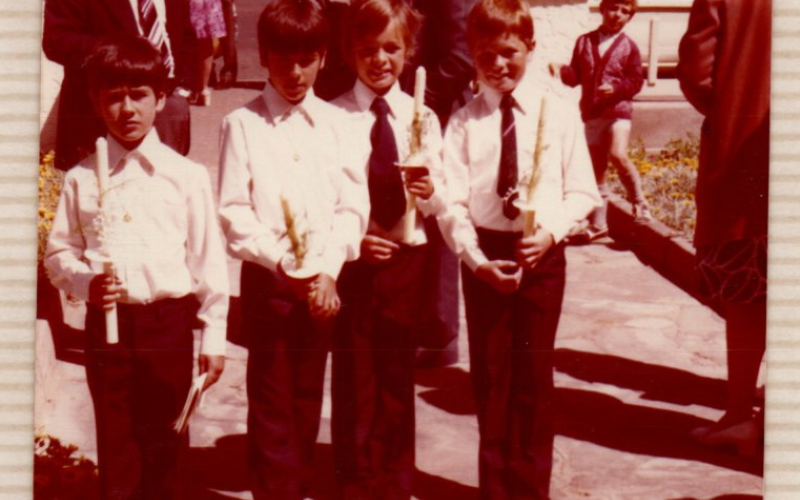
[598,30,624,57]
[440,81,601,271]
[333,80,445,245]
[218,83,368,280]
[45,131,230,355]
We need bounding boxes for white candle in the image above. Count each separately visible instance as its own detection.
[413,66,426,115]
[95,137,118,344]
[95,137,109,206]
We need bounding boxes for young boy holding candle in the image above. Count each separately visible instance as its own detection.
[329,0,444,498]
[216,1,368,498]
[439,0,600,497]
[550,0,648,241]
[44,37,229,500]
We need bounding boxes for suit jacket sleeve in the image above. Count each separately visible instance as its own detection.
[422,0,477,119]
[677,0,720,116]
[43,0,106,67]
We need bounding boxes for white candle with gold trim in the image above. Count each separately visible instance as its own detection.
[95,137,119,344]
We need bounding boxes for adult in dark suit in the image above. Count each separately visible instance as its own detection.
[677,0,770,457]
[400,0,479,368]
[43,0,195,170]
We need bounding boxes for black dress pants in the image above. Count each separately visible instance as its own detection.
[462,229,566,500]
[85,296,196,500]
[241,261,331,500]
[332,245,427,500]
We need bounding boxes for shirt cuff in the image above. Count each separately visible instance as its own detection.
[321,247,347,281]
[537,214,571,244]
[69,271,98,302]
[256,236,283,273]
[461,244,489,272]
[415,191,445,217]
[200,325,227,356]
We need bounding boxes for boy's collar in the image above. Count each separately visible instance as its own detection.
[107,129,161,174]
[262,81,317,125]
[353,79,402,117]
[481,78,540,116]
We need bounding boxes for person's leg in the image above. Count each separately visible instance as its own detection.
[85,306,142,500]
[506,246,566,500]
[584,119,612,232]
[462,242,516,500]
[724,300,767,420]
[133,298,195,500]
[194,37,215,105]
[692,237,767,456]
[241,263,305,500]
[331,261,379,500]
[154,94,191,156]
[370,318,417,500]
[291,309,332,495]
[608,120,649,219]
[415,218,460,368]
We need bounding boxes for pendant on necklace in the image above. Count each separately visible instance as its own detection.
[124,213,132,222]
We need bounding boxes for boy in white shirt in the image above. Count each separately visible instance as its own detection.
[328,0,445,498]
[439,0,600,497]
[217,1,368,498]
[45,37,229,500]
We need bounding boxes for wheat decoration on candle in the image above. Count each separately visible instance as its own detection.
[94,137,119,344]
[400,66,427,244]
[280,195,308,270]
[520,97,548,238]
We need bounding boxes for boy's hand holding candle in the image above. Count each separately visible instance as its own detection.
[475,260,523,294]
[398,67,429,244]
[88,273,123,310]
[361,234,401,264]
[516,230,555,270]
[95,137,120,344]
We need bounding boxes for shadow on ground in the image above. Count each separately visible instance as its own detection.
[669,495,762,500]
[413,469,478,500]
[415,351,763,477]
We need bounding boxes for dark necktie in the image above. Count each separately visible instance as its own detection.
[497,94,520,220]
[368,97,406,230]
[138,0,175,76]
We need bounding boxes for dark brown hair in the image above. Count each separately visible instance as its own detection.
[600,0,638,16]
[339,0,421,69]
[257,0,329,63]
[467,0,534,51]
[84,37,168,96]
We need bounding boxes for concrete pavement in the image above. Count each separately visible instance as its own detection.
[34,86,763,500]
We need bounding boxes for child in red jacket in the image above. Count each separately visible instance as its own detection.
[551,0,649,241]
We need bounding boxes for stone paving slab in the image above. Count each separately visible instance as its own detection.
[34,86,763,500]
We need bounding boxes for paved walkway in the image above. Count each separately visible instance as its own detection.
[34,87,763,500]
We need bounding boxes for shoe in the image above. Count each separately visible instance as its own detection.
[585,225,609,241]
[565,225,609,245]
[633,202,652,222]
[690,415,761,457]
[191,88,212,107]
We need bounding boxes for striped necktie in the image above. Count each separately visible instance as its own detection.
[497,93,521,220]
[137,0,175,77]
